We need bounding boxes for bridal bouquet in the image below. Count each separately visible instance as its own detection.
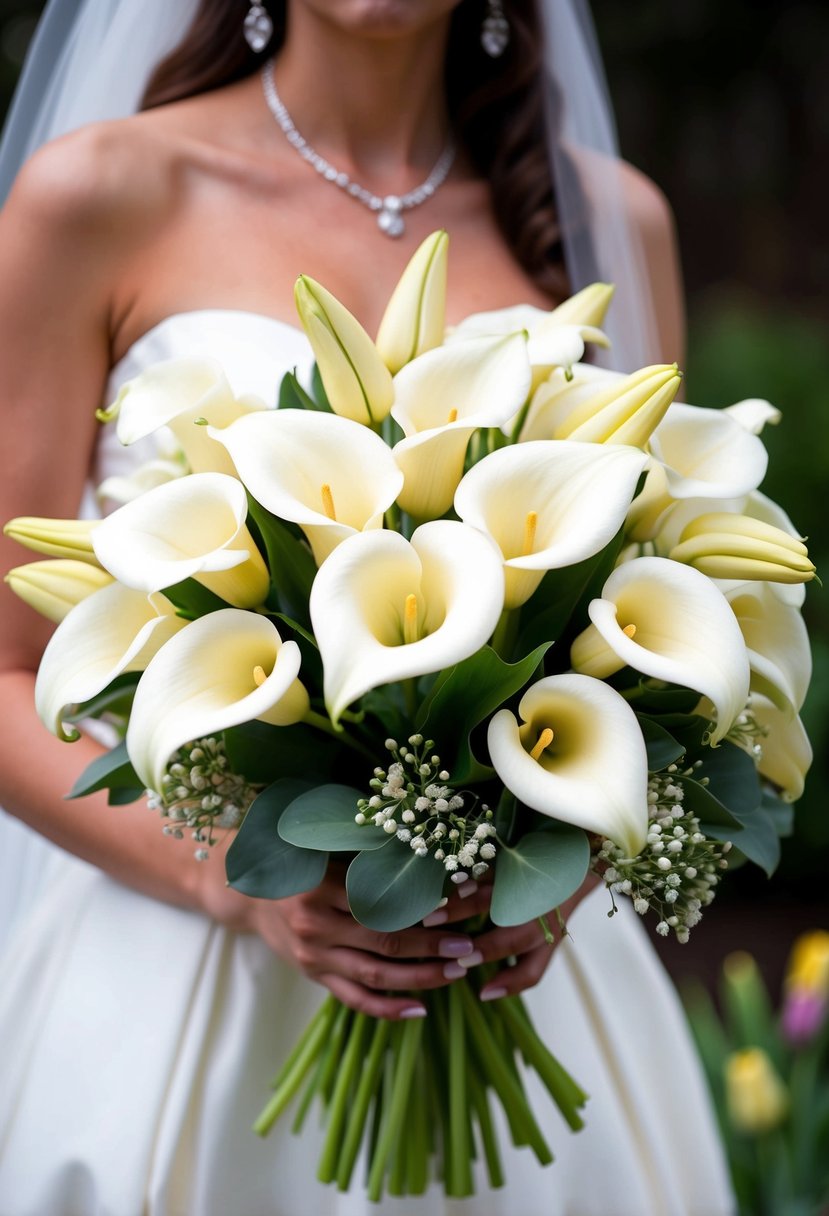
[5,231,815,1199]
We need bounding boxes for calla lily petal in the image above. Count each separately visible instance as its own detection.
[35,584,185,741]
[648,403,769,500]
[126,610,308,792]
[487,673,648,856]
[207,410,403,565]
[725,398,781,435]
[91,472,269,607]
[725,583,811,715]
[295,276,393,425]
[447,302,608,378]
[546,282,615,329]
[310,521,504,724]
[375,230,448,372]
[454,440,648,608]
[6,559,113,623]
[570,556,750,743]
[751,695,812,802]
[4,516,100,563]
[96,457,186,507]
[98,358,266,475]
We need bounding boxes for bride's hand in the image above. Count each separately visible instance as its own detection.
[196,858,491,1021]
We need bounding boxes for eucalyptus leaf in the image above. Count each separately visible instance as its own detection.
[279,783,388,852]
[705,808,781,877]
[637,717,686,771]
[697,741,762,816]
[67,740,142,800]
[223,720,336,785]
[162,577,230,621]
[107,786,146,806]
[346,838,447,931]
[226,778,328,898]
[490,826,590,927]
[761,788,795,838]
[416,643,550,783]
[676,776,743,829]
[246,495,317,625]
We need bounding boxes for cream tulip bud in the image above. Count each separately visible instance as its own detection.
[668,512,815,584]
[294,275,393,425]
[725,1049,788,1135]
[546,282,615,329]
[4,516,101,564]
[375,230,448,373]
[5,559,113,623]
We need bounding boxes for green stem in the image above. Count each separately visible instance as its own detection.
[253,1003,335,1135]
[468,1067,505,1190]
[317,1003,352,1104]
[497,996,588,1129]
[448,982,474,1197]
[490,608,518,660]
[384,501,401,533]
[317,1012,369,1184]
[366,1017,424,1203]
[268,995,336,1088]
[537,914,556,946]
[303,709,374,760]
[403,677,419,720]
[336,1016,391,1191]
[406,1054,431,1195]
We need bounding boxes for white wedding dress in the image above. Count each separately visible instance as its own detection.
[0,311,736,1216]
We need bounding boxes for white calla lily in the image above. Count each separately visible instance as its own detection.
[310,521,504,724]
[126,610,308,793]
[91,472,269,607]
[207,410,403,565]
[6,559,113,623]
[487,673,648,856]
[518,362,625,442]
[724,398,781,435]
[570,556,750,743]
[454,440,647,608]
[97,457,186,507]
[375,230,448,373]
[98,358,266,475]
[648,403,769,501]
[448,298,608,380]
[35,583,185,741]
[546,282,615,329]
[391,333,531,518]
[725,583,811,716]
[751,695,812,803]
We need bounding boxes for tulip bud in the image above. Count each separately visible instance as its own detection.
[668,513,816,584]
[547,282,615,329]
[556,364,682,447]
[781,930,829,1046]
[375,230,448,373]
[725,1048,788,1135]
[4,516,102,564]
[294,275,393,425]
[5,559,113,623]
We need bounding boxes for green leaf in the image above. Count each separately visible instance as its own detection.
[67,740,142,800]
[416,643,550,783]
[63,671,140,723]
[278,783,388,852]
[618,677,703,715]
[705,807,781,877]
[346,838,447,931]
[278,368,330,412]
[489,825,590,927]
[223,720,335,785]
[246,495,317,625]
[226,779,328,899]
[698,741,762,816]
[677,775,743,828]
[310,362,332,411]
[162,577,231,621]
[638,717,686,771]
[761,787,795,838]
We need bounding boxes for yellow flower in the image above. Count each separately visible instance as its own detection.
[725,1048,788,1135]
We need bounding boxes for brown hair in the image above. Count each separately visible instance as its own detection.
[142,0,569,300]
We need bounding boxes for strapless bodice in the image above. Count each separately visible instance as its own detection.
[94,310,314,491]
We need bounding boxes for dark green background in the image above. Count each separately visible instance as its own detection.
[1,2,825,968]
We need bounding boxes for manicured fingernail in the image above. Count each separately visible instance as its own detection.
[400,1005,428,1019]
[423,909,449,927]
[443,961,467,979]
[459,950,484,970]
[480,986,507,1002]
[439,937,475,958]
[457,880,478,899]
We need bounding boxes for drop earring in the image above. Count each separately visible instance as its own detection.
[244,2,274,53]
[481,0,510,58]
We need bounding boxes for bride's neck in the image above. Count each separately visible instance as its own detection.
[274,9,453,180]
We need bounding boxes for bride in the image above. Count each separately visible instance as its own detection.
[0,1,734,1213]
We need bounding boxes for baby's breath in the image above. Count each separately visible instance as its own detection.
[356,735,497,882]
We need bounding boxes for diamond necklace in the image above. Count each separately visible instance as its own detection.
[260,59,456,239]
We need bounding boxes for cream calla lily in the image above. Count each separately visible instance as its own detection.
[487,673,649,856]
[6,559,113,623]
[648,403,769,501]
[375,230,448,373]
[725,583,811,716]
[294,275,393,425]
[4,516,101,564]
[97,358,266,475]
[126,610,308,793]
[97,457,186,507]
[724,398,781,435]
[552,364,682,447]
[310,521,504,724]
[546,282,615,329]
[35,584,185,741]
[91,472,269,608]
[518,362,625,442]
[391,332,531,518]
[752,696,812,802]
[454,440,648,608]
[570,556,750,744]
[207,410,403,565]
[668,512,815,584]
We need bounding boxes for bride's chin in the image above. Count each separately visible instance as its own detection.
[291,0,461,38]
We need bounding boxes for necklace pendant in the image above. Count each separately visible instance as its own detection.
[377,195,405,238]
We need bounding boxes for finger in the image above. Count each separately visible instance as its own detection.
[322,946,462,993]
[319,972,429,1022]
[461,920,547,969]
[345,922,476,961]
[421,881,491,927]
[479,942,556,1001]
